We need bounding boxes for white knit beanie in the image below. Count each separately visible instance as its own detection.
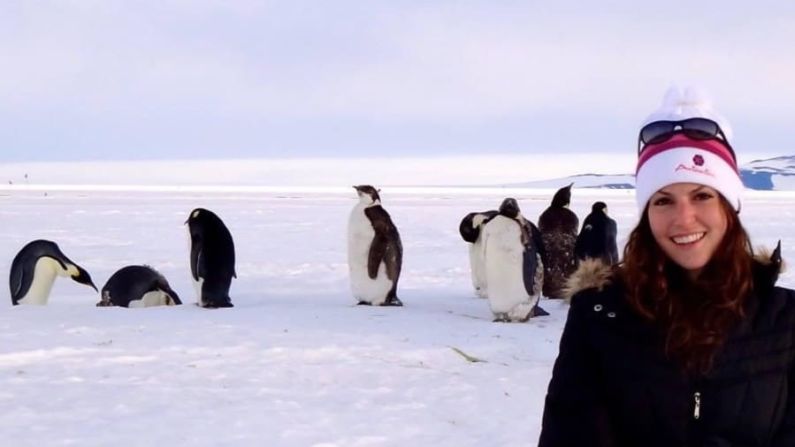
[635,86,744,213]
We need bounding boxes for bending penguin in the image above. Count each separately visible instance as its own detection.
[97,265,182,308]
[459,210,498,298]
[186,208,236,308]
[347,185,403,306]
[538,183,579,299]
[9,239,97,305]
[480,198,547,322]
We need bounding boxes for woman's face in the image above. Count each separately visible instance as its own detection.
[647,183,728,278]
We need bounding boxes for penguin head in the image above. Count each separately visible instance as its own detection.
[498,198,521,219]
[592,201,608,215]
[186,208,222,232]
[70,264,98,291]
[353,185,381,204]
[551,183,573,208]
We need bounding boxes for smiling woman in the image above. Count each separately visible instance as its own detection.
[539,87,795,446]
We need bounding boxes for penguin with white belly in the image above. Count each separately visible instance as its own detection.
[97,265,182,308]
[481,198,547,322]
[186,208,236,308]
[347,185,403,306]
[9,239,97,305]
[459,210,498,298]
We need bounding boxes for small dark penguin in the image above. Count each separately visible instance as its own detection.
[9,239,97,305]
[481,198,547,322]
[459,210,498,298]
[347,185,403,306]
[574,201,619,265]
[97,265,182,308]
[186,208,236,308]
[538,183,579,299]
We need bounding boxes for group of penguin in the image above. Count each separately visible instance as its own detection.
[9,208,236,308]
[348,184,618,322]
[8,185,618,323]
[458,184,618,321]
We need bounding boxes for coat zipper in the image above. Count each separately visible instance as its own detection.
[693,391,701,420]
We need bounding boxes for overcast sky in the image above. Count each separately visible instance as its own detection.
[2,1,794,162]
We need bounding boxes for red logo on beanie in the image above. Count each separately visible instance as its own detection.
[693,154,704,166]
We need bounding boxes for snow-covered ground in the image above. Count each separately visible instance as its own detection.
[0,187,793,446]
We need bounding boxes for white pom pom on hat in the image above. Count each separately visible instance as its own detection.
[635,86,744,213]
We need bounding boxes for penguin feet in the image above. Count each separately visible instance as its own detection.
[532,305,550,317]
[492,314,511,323]
[357,301,372,306]
[382,296,403,307]
[201,301,234,309]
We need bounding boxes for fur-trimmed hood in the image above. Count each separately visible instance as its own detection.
[562,243,785,303]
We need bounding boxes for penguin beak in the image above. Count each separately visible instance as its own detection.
[73,267,98,292]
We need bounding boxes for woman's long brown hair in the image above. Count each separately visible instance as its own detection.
[620,196,754,375]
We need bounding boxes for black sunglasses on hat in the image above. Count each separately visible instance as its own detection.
[637,117,735,160]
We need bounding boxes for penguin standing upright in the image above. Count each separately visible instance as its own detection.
[459,210,498,298]
[186,208,236,308]
[574,201,619,266]
[9,239,97,305]
[538,183,579,299]
[481,198,546,322]
[97,265,182,308]
[347,185,403,306]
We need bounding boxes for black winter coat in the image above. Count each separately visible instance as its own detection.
[539,259,795,447]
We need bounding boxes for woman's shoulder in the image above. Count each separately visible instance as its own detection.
[750,246,795,324]
[563,259,623,308]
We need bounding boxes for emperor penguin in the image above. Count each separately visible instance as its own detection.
[347,185,403,306]
[9,239,97,305]
[481,198,547,322]
[538,183,579,299]
[186,208,236,308]
[574,201,619,266]
[97,265,182,308]
[459,210,498,298]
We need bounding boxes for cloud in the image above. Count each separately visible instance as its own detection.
[1,1,794,160]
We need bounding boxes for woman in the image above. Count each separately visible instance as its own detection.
[538,87,795,446]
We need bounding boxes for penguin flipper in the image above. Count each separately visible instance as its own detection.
[522,249,541,297]
[189,242,201,281]
[367,235,388,280]
[10,257,38,304]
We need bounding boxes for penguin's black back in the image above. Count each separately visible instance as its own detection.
[9,239,71,304]
[364,205,402,301]
[575,209,618,265]
[101,265,181,307]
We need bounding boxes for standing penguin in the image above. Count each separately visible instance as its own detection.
[481,198,546,322]
[186,208,235,308]
[97,265,182,308]
[538,183,579,299]
[347,185,403,306]
[9,239,97,305]
[459,210,498,298]
[574,201,619,266]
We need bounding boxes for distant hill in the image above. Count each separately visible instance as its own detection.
[510,155,795,191]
